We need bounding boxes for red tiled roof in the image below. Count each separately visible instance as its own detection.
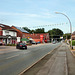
[0,24,16,31]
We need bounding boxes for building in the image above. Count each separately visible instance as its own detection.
[12,26,50,43]
[0,24,17,45]
[25,33,50,43]
[11,26,29,43]
[72,31,75,40]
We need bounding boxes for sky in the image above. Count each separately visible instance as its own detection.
[0,0,75,33]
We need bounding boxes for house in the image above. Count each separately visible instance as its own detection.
[72,31,75,40]
[0,24,17,45]
[11,26,29,43]
[11,26,50,43]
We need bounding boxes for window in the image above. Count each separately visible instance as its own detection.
[5,31,9,35]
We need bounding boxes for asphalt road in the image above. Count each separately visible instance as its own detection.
[0,43,61,75]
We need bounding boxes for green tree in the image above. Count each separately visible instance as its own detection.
[22,27,31,33]
[48,28,63,41]
[48,28,63,36]
[34,28,45,33]
[63,33,71,39]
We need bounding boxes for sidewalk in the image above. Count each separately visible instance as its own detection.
[66,45,75,75]
[36,43,68,75]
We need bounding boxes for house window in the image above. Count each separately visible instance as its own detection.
[13,32,15,36]
[5,31,9,35]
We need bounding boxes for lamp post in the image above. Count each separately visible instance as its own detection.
[55,12,72,49]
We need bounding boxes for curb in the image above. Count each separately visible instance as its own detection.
[70,50,75,57]
[19,44,62,75]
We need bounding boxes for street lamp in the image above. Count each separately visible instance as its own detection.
[55,12,73,49]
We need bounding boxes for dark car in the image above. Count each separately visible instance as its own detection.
[0,42,2,46]
[16,43,27,49]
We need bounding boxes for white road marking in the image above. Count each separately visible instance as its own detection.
[6,54,20,59]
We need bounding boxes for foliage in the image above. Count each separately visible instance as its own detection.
[48,28,63,38]
[63,33,71,39]
[69,40,75,46]
[22,27,31,33]
[6,44,16,46]
[23,27,45,33]
[34,28,45,33]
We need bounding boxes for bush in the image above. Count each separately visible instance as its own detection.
[6,44,16,46]
[69,40,75,46]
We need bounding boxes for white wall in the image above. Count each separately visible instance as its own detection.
[3,30,17,36]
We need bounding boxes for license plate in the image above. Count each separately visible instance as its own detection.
[23,47,25,48]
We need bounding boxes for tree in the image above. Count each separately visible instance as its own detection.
[48,28,63,41]
[34,28,45,33]
[22,27,31,33]
[63,33,71,40]
[23,27,45,34]
[48,28,63,36]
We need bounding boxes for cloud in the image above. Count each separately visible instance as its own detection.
[0,12,55,18]
[0,12,40,17]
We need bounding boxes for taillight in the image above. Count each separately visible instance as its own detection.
[25,45,27,46]
[20,45,22,47]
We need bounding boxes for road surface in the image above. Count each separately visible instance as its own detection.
[0,43,61,75]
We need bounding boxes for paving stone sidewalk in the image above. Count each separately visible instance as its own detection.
[36,43,68,75]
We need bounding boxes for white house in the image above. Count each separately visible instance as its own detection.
[0,24,17,45]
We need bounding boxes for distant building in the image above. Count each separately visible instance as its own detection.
[72,31,75,40]
[0,24,17,45]
[25,33,50,43]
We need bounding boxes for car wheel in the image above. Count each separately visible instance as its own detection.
[16,47,18,49]
[25,47,27,50]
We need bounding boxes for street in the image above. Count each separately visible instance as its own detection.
[0,43,61,75]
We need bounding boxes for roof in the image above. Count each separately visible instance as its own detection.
[0,24,17,32]
[72,31,75,35]
[13,26,29,33]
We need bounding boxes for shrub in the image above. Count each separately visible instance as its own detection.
[69,40,75,46]
[6,44,16,46]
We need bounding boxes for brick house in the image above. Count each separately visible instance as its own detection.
[0,24,17,45]
[12,26,50,43]
[11,26,29,42]
[72,31,75,40]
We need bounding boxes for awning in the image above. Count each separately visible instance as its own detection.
[21,38,29,41]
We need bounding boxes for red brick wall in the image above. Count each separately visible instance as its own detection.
[0,27,2,36]
[25,33,50,42]
[12,26,23,39]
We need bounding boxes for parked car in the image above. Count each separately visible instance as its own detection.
[0,42,2,46]
[32,41,37,45]
[52,41,56,44]
[16,43,27,49]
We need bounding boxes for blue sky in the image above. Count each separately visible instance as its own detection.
[0,0,75,33]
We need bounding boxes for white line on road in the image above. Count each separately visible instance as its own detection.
[6,54,20,59]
